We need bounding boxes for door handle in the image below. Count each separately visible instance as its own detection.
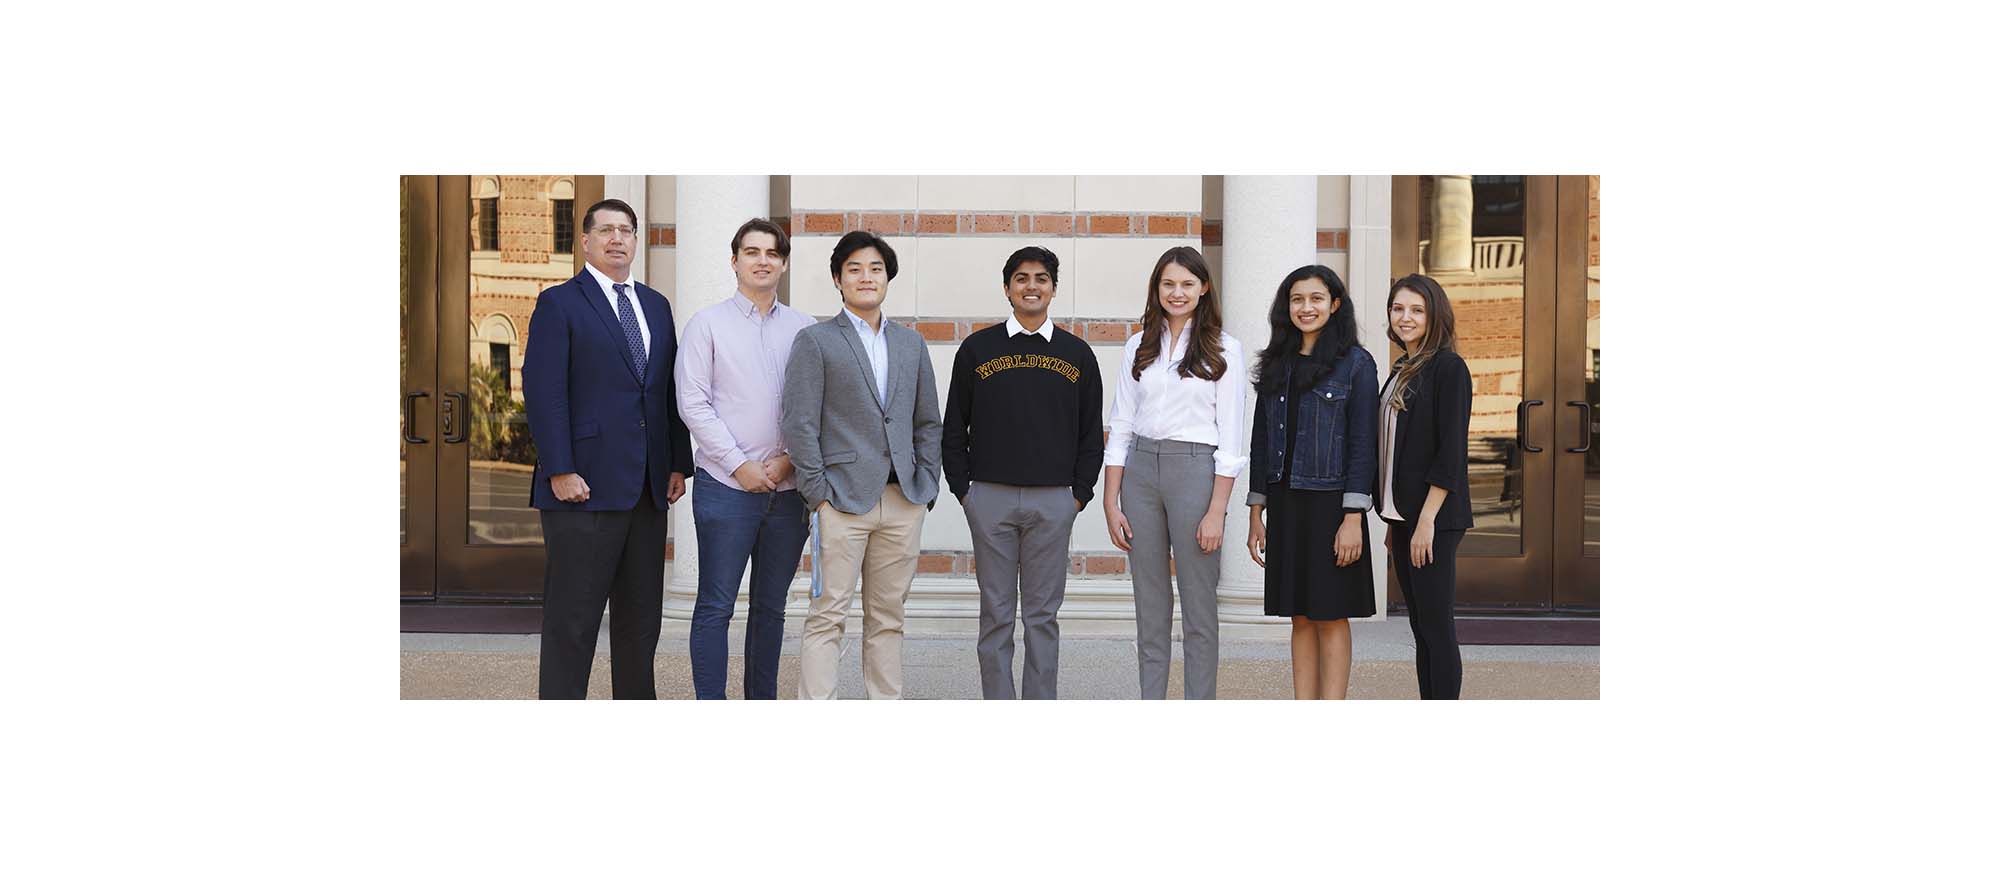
[442,391,467,444]
[1518,399,1544,453]
[1567,400,1593,454]
[403,391,429,444]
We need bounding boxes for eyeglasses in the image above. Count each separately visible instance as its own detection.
[589,224,639,240]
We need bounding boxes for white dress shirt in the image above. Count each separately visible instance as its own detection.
[1005,313,1056,342]
[843,308,889,405]
[1105,324,1248,477]
[585,261,650,357]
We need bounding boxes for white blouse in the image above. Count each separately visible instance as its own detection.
[1104,325,1248,477]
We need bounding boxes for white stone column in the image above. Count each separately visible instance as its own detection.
[665,175,772,618]
[1349,175,1394,619]
[1218,176,1315,623]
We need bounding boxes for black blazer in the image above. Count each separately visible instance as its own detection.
[1376,348,1474,531]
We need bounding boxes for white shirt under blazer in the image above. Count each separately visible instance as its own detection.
[1104,325,1248,478]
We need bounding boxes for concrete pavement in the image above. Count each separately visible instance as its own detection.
[401,616,1598,699]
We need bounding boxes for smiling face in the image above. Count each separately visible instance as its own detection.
[836,246,889,313]
[1157,261,1207,320]
[1288,276,1336,342]
[1005,260,1056,321]
[580,205,637,279]
[1389,286,1430,350]
[731,230,788,296]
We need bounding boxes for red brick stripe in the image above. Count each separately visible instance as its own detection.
[648,224,676,247]
[790,211,1201,238]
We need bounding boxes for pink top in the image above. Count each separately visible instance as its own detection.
[674,292,818,492]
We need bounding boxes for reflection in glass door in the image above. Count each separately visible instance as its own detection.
[1412,175,1535,558]
[464,175,572,548]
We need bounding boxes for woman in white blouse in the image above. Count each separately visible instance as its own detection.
[1103,246,1247,699]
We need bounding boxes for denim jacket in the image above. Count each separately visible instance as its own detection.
[1246,344,1378,510]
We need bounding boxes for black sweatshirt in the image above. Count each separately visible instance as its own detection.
[942,322,1105,506]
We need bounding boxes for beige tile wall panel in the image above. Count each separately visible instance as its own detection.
[1074,175,1201,212]
[912,236,1078,317]
[647,247,678,308]
[791,175,919,210]
[787,234,921,319]
[1315,251,1350,289]
[1317,175,1351,228]
[1069,236,1201,318]
[915,175,1075,212]
[647,175,676,224]
[922,344,974,551]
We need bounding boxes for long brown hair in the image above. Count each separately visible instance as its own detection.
[1132,246,1227,382]
[1385,273,1457,412]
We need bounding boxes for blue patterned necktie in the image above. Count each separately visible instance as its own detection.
[613,283,646,373]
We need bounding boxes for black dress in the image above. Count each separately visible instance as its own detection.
[1264,356,1377,621]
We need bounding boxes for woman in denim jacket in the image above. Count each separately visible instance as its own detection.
[1245,264,1378,699]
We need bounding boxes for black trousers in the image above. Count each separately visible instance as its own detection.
[1387,523,1466,700]
[537,484,669,699]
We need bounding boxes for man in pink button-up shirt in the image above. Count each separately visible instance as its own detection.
[674,218,817,699]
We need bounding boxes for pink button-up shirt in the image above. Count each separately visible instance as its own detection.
[675,292,818,492]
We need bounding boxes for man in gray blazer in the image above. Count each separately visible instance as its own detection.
[781,230,942,699]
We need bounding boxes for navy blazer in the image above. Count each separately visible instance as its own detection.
[521,270,694,512]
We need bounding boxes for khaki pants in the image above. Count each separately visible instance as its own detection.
[799,487,927,699]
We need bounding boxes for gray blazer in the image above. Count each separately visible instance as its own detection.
[781,312,943,514]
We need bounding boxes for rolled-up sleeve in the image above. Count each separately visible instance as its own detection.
[1211,340,1248,478]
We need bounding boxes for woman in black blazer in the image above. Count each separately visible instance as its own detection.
[1375,274,1473,699]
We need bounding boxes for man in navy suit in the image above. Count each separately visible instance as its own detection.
[522,198,693,699]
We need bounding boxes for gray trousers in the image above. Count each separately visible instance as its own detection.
[963,481,1078,699]
[1122,437,1222,699]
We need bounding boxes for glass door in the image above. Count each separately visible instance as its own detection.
[413,175,605,600]
[436,175,605,598]
[1389,175,1600,615]
[1391,175,1560,611]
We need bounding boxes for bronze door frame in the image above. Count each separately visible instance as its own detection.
[1389,175,1563,613]
[1553,176,1600,611]
[402,176,439,599]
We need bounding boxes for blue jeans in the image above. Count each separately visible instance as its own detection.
[689,468,809,699]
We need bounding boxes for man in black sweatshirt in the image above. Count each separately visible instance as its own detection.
[943,246,1105,699]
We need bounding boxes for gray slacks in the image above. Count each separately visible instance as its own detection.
[1121,437,1221,699]
[963,481,1078,699]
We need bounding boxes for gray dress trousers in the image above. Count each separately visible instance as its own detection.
[1121,436,1222,699]
[963,481,1079,699]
